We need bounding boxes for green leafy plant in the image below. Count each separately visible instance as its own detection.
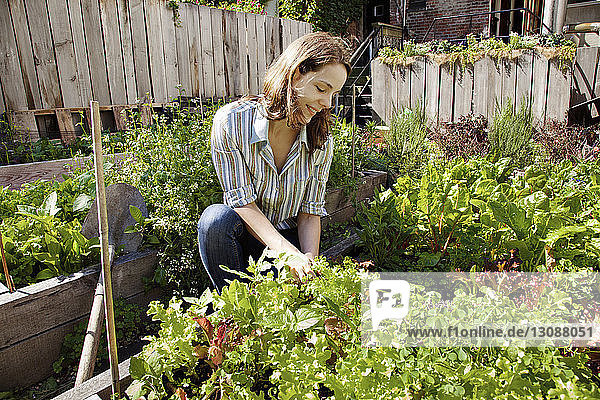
[0,175,100,287]
[126,255,600,399]
[356,155,600,272]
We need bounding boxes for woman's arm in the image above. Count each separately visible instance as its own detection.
[297,212,321,259]
[234,202,302,256]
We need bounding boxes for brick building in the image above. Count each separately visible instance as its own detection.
[394,0,490,41]
[364,0,549,43]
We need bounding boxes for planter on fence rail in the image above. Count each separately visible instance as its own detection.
[0,250,159,390]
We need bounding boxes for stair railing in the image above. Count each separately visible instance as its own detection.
[335,25,383,118]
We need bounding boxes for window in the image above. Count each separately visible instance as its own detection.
[408,0,426,10]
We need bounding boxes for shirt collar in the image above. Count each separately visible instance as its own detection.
[250,101,308,149]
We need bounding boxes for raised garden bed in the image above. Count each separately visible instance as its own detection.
[0,250,160,390]
[0,153,126,190]
[322,170,387,229]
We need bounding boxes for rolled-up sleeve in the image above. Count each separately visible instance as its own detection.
[210,112,257,208]
[300,136,333,216]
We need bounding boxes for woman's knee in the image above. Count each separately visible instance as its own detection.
[197,204,241,237]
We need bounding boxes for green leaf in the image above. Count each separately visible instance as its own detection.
[36,268,57,280]
[129,356,148,379]
[73,194,94,212]
[544,225,589,248]
[522,191,549,212]
[129,205,144,224]
[295,308,321,330]
[42,191,61,216]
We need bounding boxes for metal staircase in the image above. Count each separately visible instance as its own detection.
[334,26,383,126]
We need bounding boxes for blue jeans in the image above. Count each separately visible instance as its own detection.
[197,204,300,291]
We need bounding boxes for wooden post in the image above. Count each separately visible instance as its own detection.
[0,231,15,293]
[352,84,356,179]
[90,100,120,395]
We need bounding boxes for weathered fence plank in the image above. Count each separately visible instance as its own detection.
[116,0,137,104]
[281,18,292,50]
[453,64,473,118]
[371,60,386,123]
[81,0,111,105]
[7,0,42,109]
[129,0,152,100]
[161,0,180,100]
[410,59,425,112]
[199,6,216,98]
[100,0,127,105]
[531,52,549,125]
[67,0,93,106]
[515,52,534,111]
[256,14,267,91]
[223,10,240,97]
[395,66,410,112]
[187,5,203,97]
[0,0,28,111]
[26,0,63,108]
[265,15,276,68]
[473,57,496,122]
[424,59,440,126]
[175,5,191,96]
[48,0,81,107]
[211,7,227,98]
[388,67,398,117]
[237,12,250,95]
[146,0,167,102]
[246,13,260,95]
[500,58,517,110]
[546,60,571,122]
[438,63,453,123]
[0,82,5,114]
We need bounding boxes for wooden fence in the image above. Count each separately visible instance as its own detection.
[371,48,600,126]
[0,1,311,114]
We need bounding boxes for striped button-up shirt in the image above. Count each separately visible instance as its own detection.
[211,99,333,230]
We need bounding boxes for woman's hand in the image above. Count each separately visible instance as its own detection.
[287,252,315,282]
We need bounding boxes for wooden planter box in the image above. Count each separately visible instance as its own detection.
[0,153,127,190]
[0,250,160,390]
[323,170,387,228]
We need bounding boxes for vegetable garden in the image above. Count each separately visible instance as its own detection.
[1,31,600,400]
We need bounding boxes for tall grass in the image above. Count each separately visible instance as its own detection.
[489,100,535,166]
[384,104,429,176]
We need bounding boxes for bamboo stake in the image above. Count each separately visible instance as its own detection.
[351,84,356,179]
[0,231,15,292]
[90,100,120,395]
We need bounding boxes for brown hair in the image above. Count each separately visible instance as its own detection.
[255,32,350,154]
